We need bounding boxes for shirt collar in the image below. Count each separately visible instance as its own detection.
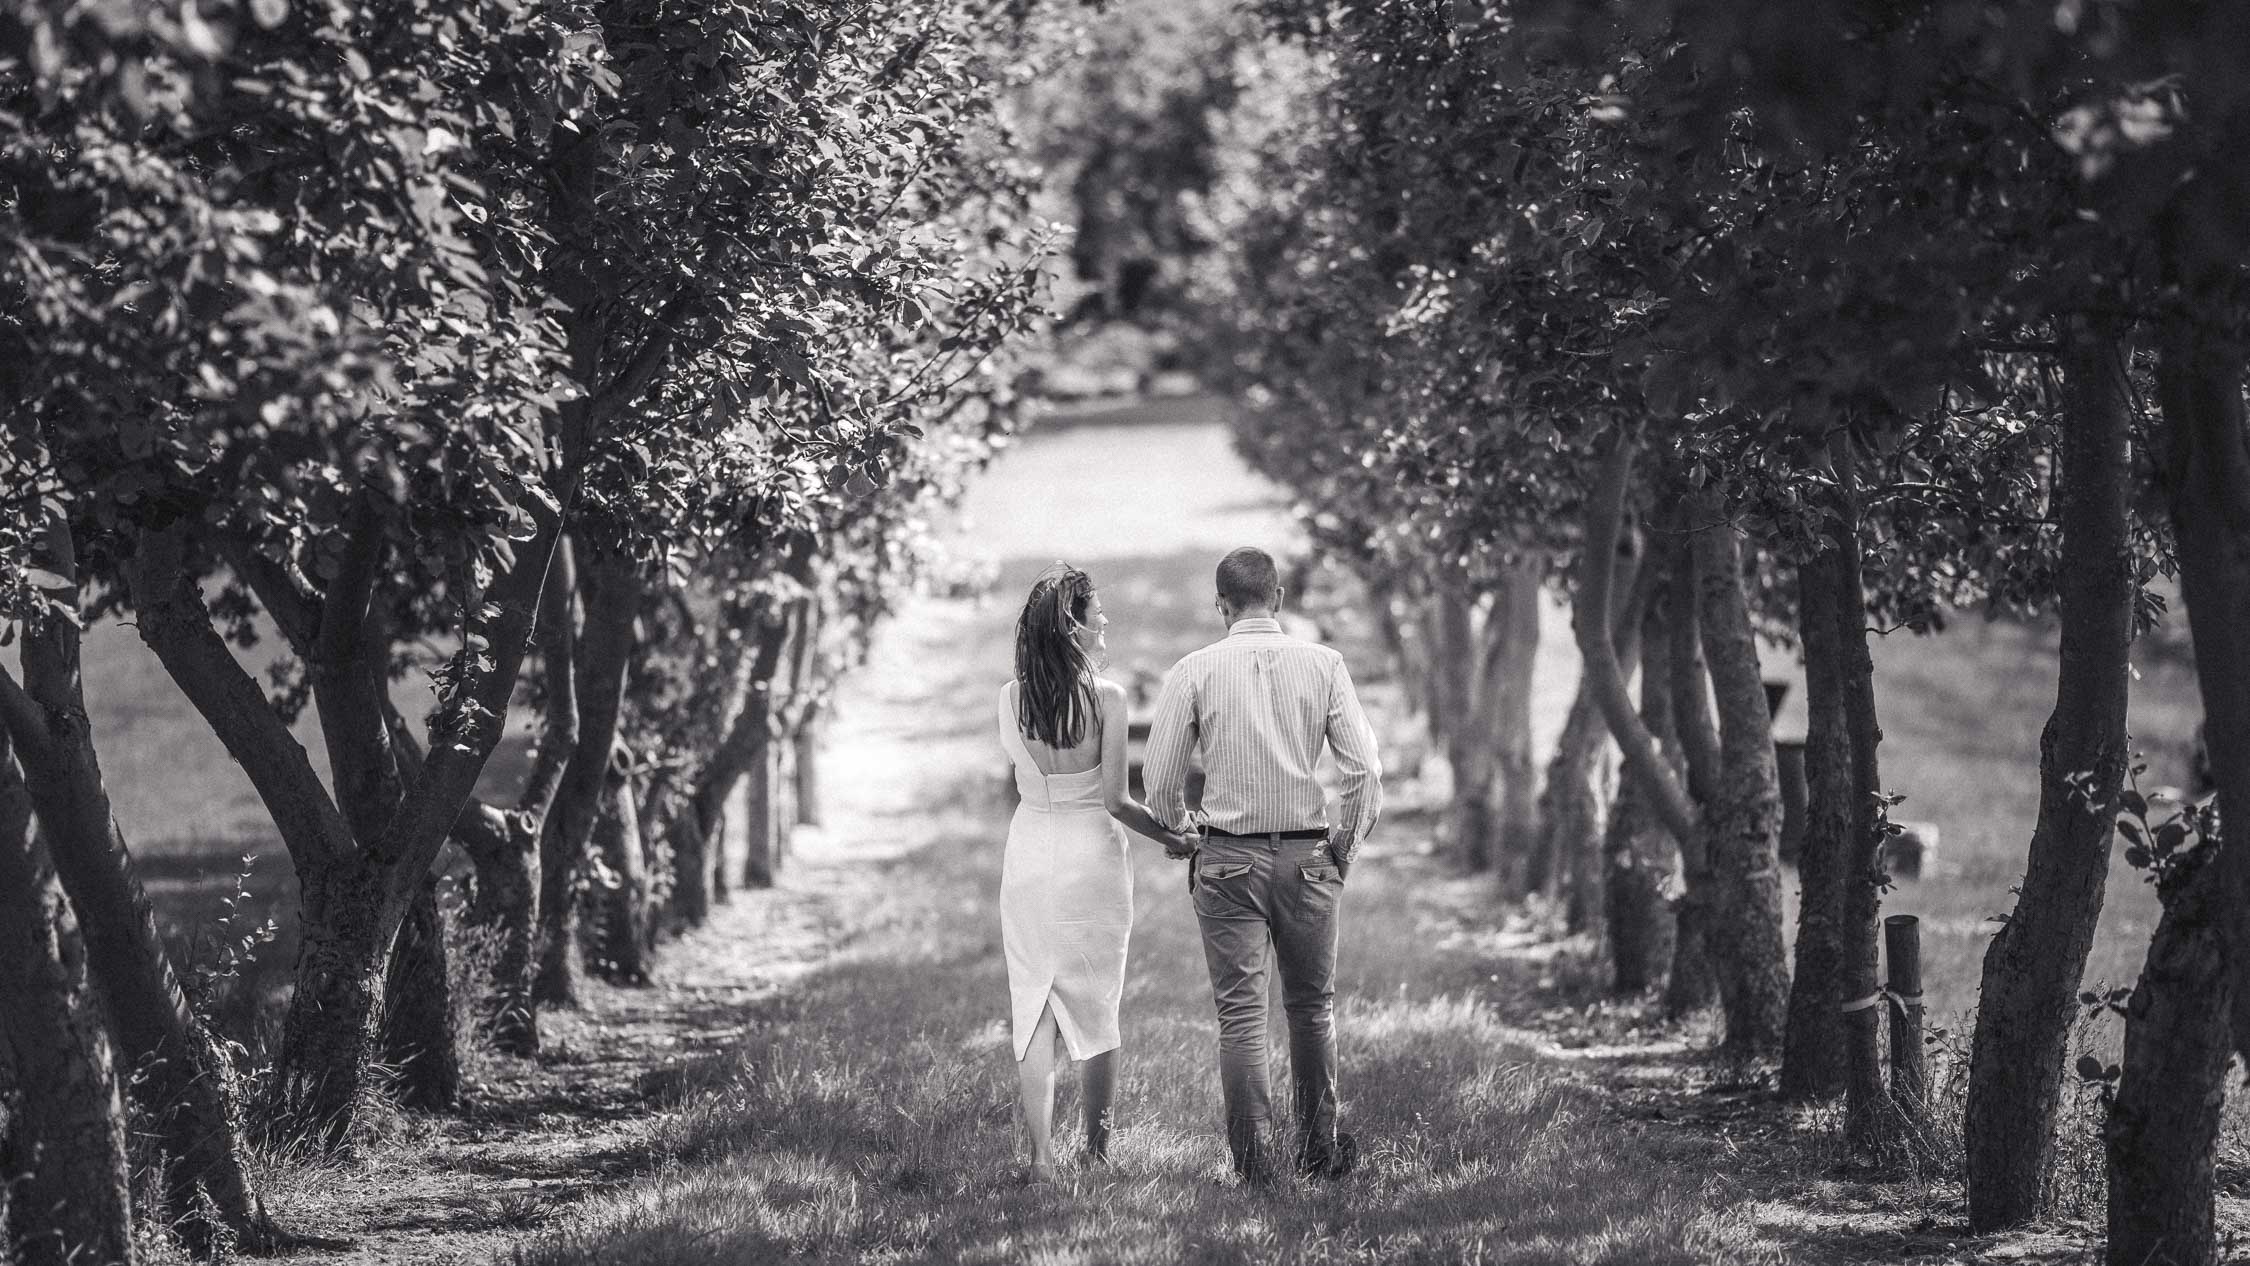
[1227,616,1283,636]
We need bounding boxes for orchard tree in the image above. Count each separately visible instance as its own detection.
[1520,0,2230,1246]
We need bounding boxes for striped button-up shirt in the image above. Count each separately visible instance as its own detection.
[1143,617,1383,863]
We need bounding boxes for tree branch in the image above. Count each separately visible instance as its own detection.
[220,540,318,657]
[582,293,692,439]
[372,488,567,888]
[515,535,579,822]
[129,525,352,869]
[317,496,386,671]
[1574,429,1700,845]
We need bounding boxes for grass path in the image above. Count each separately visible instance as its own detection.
[237,398,2235,1263]
[494,399,2190,1264]
[508,589,1790,1266]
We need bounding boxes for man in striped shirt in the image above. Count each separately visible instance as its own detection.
[1144,546,1383,1185]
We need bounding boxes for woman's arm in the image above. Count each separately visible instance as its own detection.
[1098,682,1192,847]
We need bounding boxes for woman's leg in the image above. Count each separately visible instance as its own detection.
[1082,1048,1116,1161]
[1016,1001,1061,1179]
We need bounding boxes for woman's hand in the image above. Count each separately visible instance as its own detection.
[1163,826,1200,861]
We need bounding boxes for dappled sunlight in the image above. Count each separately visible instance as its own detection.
[513,524,1750,1263]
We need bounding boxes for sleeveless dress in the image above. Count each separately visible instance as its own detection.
[998,682,1136,1062]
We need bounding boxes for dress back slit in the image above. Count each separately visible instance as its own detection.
[998,681,1135,1061]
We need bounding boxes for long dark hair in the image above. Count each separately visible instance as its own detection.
[1014,564,1098,748]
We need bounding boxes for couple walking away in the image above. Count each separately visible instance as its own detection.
[996,546,1384,1186]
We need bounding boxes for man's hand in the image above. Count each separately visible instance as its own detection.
[1327,831,1352,880]
[1165,825,1202,861]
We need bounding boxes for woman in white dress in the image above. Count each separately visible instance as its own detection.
[1000,565,1195,1183]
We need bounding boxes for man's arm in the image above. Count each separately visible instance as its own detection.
[1142,663,1199,842]
[1324,656,1383,868]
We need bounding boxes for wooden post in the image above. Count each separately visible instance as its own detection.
[1884,914,1926,1106]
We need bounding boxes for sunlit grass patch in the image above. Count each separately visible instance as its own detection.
[512,767,1750,1266]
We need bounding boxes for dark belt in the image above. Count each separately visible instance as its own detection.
[1203,827,1328,841]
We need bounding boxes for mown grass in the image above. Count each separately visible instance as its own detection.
[510,800,1785,1265]
[57,399,2243,1260]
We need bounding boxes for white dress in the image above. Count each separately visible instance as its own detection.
[998,682,1135,1061]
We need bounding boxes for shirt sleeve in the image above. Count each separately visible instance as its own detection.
[1324,655,1383,862]
[1142,663,1198,833]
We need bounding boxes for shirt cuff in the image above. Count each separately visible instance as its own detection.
[1329,829,1358,865]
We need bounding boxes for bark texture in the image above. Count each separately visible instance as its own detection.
[1487,560,1544,888]
[2104,237,2250,1266]
[458,802,540,1056]
[1966,330,2133,1228]
[742,732,781,889]
[462,537,578,1056]
[590,770,651,983]
[1782,547,1851,1103]
[648,772,708,932]
[1663,548,1722,1019]
[1606,557,1678,993]
[535,554,642,1009]
[2105,859,2231,1266]
[1436,589,1498,873]
[379,875,461,1110]
[135,490,561,1151]
[1540,681,1609,923]
[1686,491,1791,1057]
[0,517,270,1246]
[0,732,137,1266]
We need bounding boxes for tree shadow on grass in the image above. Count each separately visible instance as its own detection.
[506,805,1782,1266]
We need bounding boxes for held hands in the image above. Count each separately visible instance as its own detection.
[1164,824,1202,861]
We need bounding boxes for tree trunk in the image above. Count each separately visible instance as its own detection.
[1487,560,1543,890]
[0,518,271,1248]
[1686,490,1791,1057]
[535,554,641,1009]
[1540,683,1607,923]
[1437,589,1499,873]
[1832,446,1924,1157]
[682,600,792,889]
[463,538,578,1056]
[657,773,711,930]
[0,732,137,1266]
[2106,855,2231,1266]
[742,721,780,889]
[1782,545,1852,1104]
[774,743,797,873]
[794,706,824,828]
[590,769,651,983]
[1967,331,2134,1228]
[1608,558,1678,993]
[1570,437,1710,1014]
[1664,550,1721,1019]
[379,874,461,1110]
[272,857,408,1148]
[459,803,540,1056]
[1547,544,1642,930]
[1791,461,1917,1154]
[2104,239,2250,1266]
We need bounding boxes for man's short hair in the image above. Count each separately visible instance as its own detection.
[1216,547,1280,610]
